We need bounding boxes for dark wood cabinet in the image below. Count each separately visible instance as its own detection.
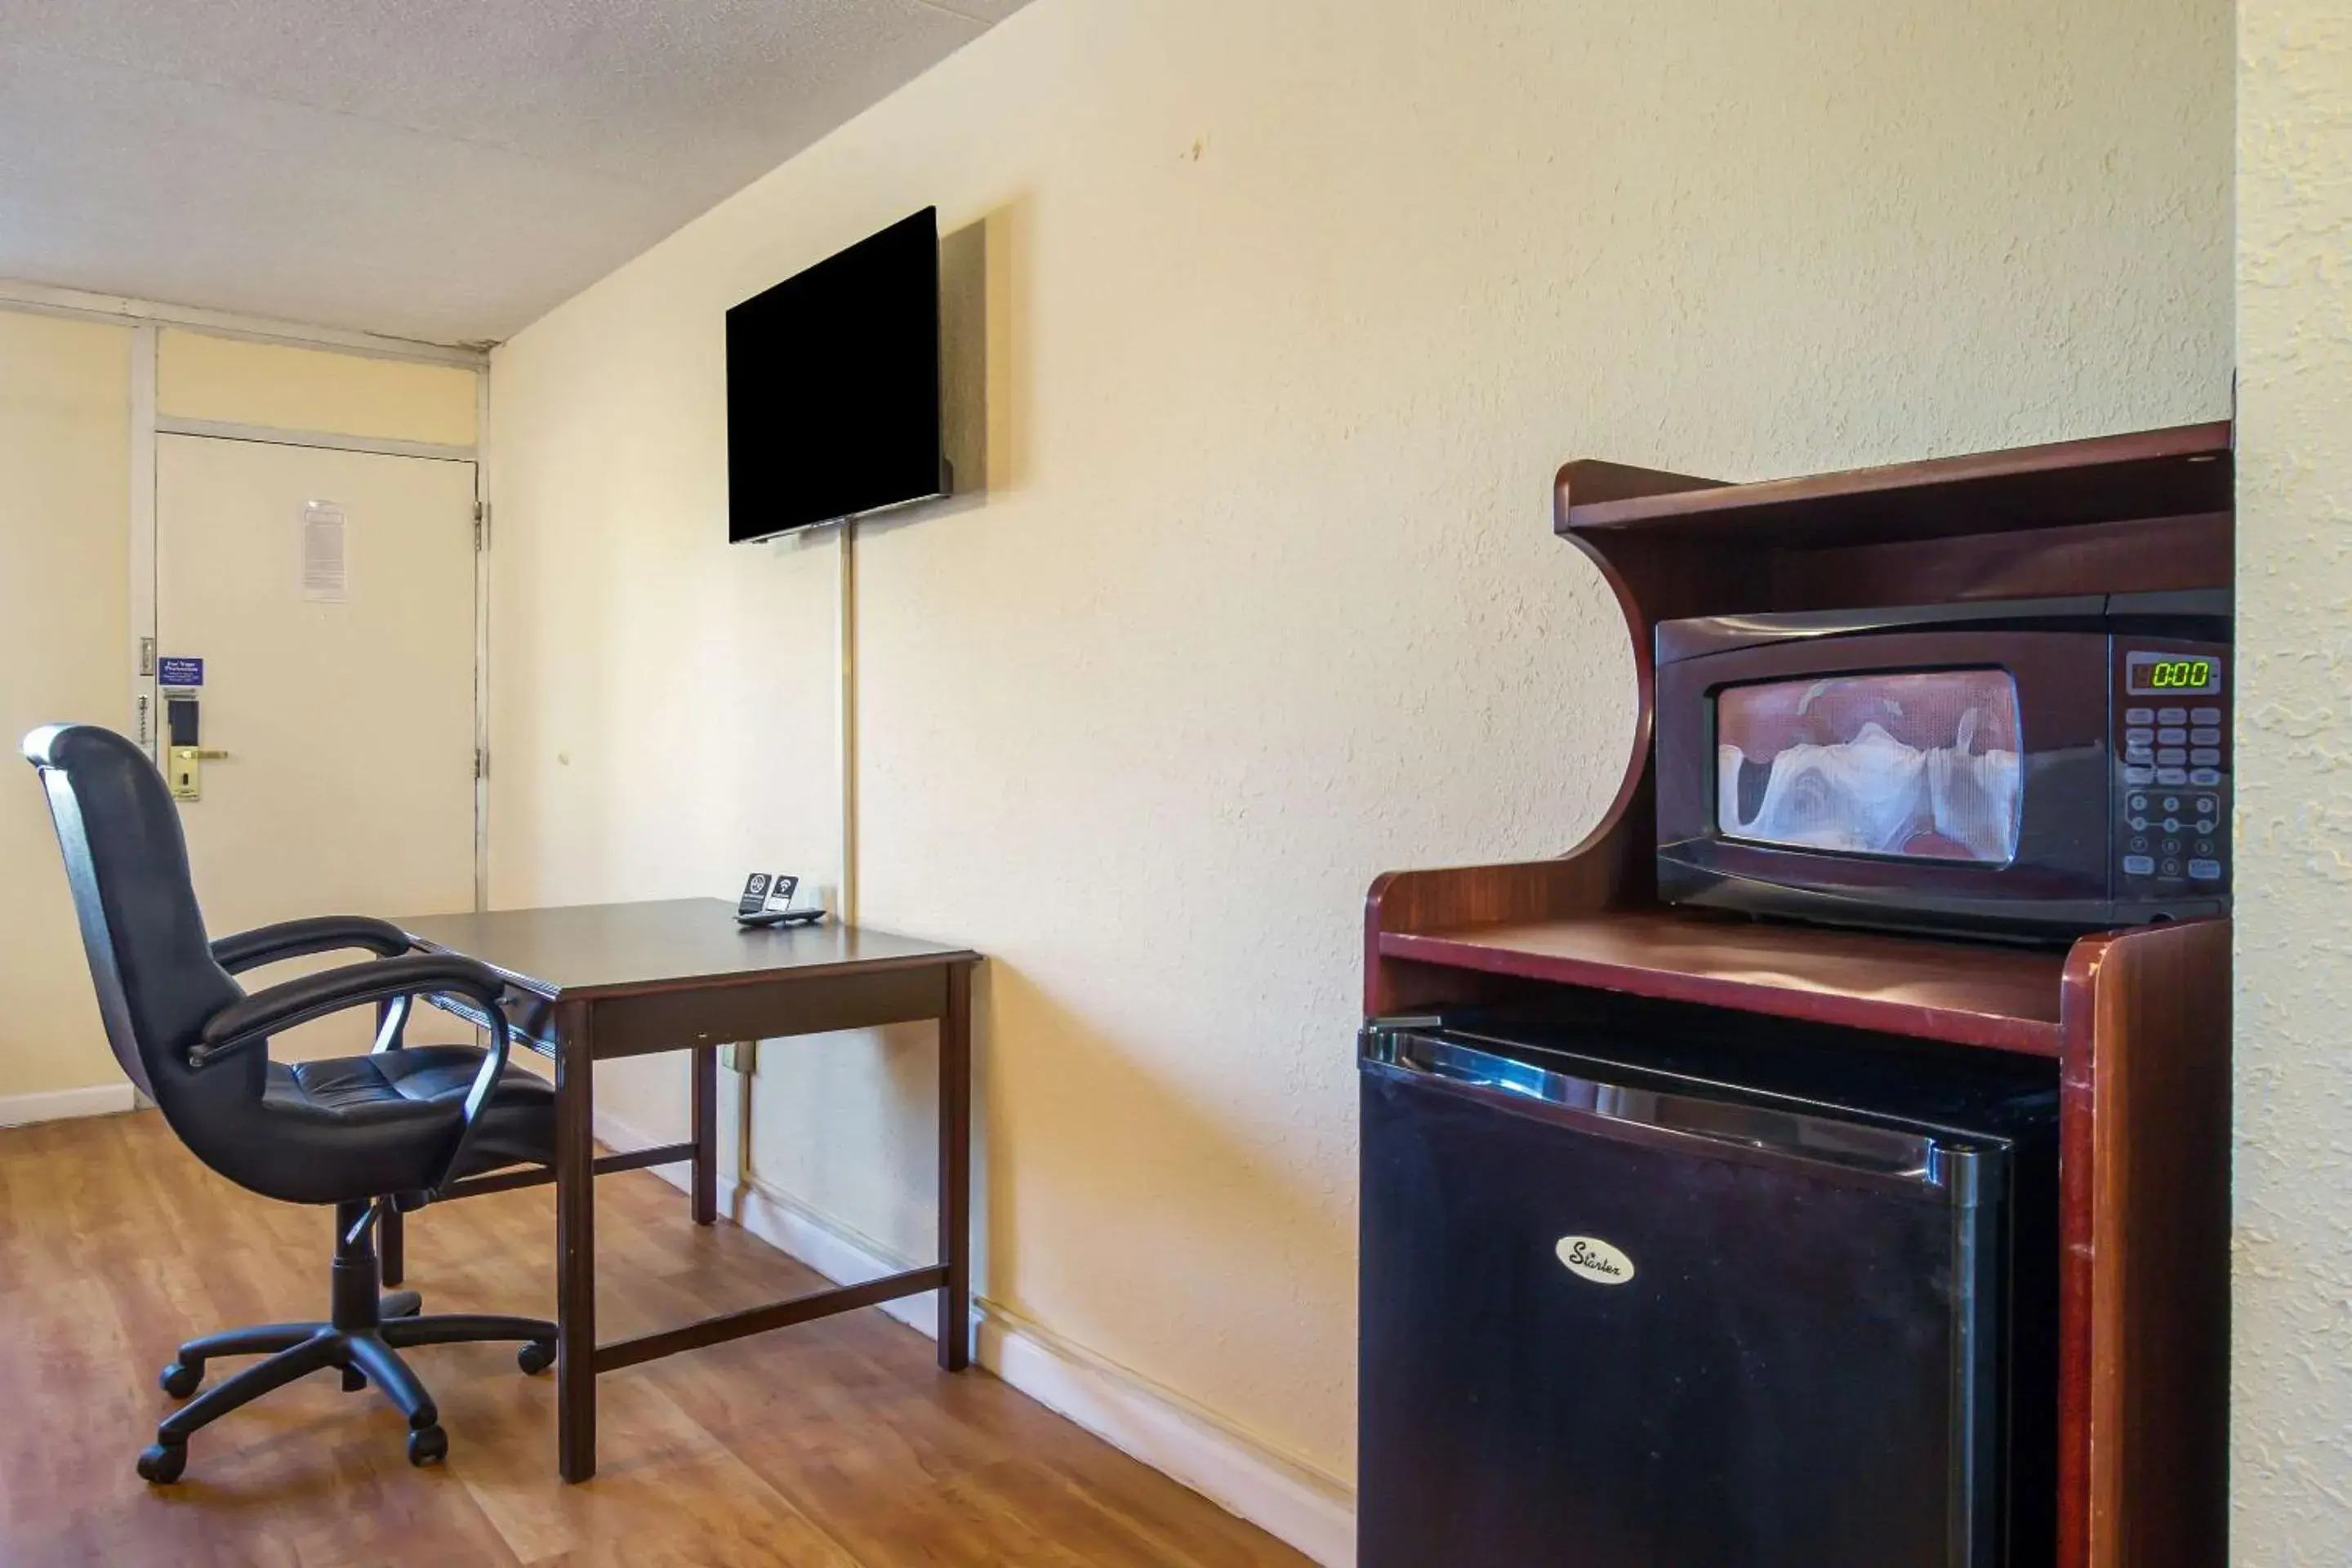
[1365,424,2232,1568]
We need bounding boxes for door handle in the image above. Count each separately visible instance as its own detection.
[168,749,229,798]
[1361,1027,1958,1190]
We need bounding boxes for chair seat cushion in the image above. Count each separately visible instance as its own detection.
[252,1045,555,1203]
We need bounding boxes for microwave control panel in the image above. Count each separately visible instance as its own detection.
[2114,643,2229,893]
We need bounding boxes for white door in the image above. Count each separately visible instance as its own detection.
[156,434,478,1058]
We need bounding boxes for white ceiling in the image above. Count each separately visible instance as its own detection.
[0,0,1026,346]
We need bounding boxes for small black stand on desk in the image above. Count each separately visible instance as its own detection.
[392,898,980,1483]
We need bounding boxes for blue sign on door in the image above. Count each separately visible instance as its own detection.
[158,657,204,688]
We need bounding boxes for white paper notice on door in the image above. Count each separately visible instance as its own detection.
[301,500,349,602]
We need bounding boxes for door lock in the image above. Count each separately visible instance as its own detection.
[164,696,216,800]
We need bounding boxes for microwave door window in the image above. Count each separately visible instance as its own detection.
[1716,671,2024,863]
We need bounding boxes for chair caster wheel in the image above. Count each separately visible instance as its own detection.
[341,1367,368,1392]
[159,1361,203,1400]
[517,1340,555,1376]
[137,1441,188,1484]
[407,1424,448,1468]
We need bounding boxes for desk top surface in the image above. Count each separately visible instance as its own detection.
[396,898,978,1000]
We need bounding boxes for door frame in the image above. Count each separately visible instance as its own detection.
[128,329,492,912]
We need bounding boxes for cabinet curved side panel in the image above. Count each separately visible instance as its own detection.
[1363,537,1657,1016]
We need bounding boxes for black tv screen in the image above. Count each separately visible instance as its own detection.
[727,207,943,542]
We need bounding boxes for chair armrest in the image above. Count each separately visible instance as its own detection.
[210,915,412,974]
[198,954,503,1063]
[197,952,519,1194]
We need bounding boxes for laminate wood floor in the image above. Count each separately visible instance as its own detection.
[0,1111,1311,1568]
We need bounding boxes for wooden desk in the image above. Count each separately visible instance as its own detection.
[394,898,980,1483]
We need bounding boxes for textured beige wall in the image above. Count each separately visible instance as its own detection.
[0,309,131,1098]
[2234,2,2352,1557]
[488,0,2232,1487]
[158,330,478,446]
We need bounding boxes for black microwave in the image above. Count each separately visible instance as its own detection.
[1655,590,2232,942]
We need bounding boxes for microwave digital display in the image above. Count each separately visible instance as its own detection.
[1715,669,2023,864]
[2124,653,2221,695]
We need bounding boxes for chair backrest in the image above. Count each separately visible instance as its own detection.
[21,724,249,1116]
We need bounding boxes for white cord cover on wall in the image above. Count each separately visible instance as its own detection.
[736,514,861,1196]
[836,515,858,927]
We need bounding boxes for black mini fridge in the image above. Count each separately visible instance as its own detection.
[1358,1006,2058,1568]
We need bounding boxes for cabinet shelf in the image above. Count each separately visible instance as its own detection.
[1555,421,2231,546]
[1378,909,2066,1055]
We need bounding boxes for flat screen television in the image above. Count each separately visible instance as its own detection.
[727,207,944,542]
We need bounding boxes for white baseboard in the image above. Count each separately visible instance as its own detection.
[976,1304,1356,1566]
[595,1107,680,1169]
[727,1176,939,1331]
[0,1081,137,1129]
[590,1106,1356,1566]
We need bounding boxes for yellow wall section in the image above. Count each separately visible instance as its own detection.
[2,320,478,1103]
[487,0,2233,1502]
[0,309,131,1099]
[2232,0,2352,1554]
[158,330,477,447]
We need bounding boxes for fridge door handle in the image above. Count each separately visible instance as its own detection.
[1364,1029,1974,1192]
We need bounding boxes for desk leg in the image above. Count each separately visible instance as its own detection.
[690,1044,718,1227]
[938,964,972,1372]
[555,1001,598,1483]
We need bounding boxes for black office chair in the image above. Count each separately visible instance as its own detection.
[22,724,559,1481]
